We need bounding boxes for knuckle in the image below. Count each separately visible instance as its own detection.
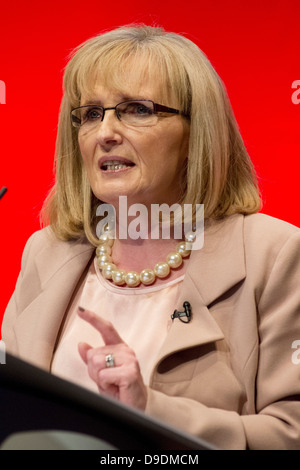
[90,353,101,368]
[126,360,140,379]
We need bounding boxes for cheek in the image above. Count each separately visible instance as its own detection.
[78,137,92,165]
[162,127,189,167]
[148,124,188,156]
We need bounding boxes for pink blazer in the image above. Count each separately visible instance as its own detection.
[2,213,300,450]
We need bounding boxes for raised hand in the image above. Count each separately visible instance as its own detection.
[77,307,147,411]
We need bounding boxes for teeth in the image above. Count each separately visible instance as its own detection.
[103,160,132,170]
[106,164,128,170]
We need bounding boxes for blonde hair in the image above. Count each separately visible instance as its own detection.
[41,24,261,245]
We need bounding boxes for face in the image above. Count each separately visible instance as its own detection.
[77,74,190,212]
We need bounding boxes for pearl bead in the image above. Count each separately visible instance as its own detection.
[185,231,197,243]
[166,252,182,268]
[98,233,114,246]
[96,254,112,269]
[96,244,112,256]
[96,231,193,287]
[102,263,117,279]
[154,262,170,278]
[176,242,191,258]
[125,271,140,287]
[112,269,126,286]
[140,269,156,285]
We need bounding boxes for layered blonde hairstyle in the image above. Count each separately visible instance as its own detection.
[41,24,261,245]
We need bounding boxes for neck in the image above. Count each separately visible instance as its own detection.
[111,237,182,272]
[96,201,193,287]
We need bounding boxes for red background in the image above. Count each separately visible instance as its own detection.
[0,0,299,328]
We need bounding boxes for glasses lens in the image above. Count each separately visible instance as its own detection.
[117,101,157,127]
[71,106,103,128]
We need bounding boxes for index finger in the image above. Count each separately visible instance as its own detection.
[78,306,124,345]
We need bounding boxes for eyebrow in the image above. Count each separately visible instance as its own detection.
[81,95,149,106]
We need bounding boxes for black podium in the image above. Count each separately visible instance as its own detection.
[0,353,216,450]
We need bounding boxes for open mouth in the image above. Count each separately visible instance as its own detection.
[100,159,135,172]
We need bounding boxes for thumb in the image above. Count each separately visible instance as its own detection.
[78,342,92,364]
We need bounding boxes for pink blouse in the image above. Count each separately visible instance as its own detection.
[51,258,184,392]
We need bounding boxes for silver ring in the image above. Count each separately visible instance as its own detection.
[105,353,115,368]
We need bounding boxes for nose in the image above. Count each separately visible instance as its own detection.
[94,109,123,150]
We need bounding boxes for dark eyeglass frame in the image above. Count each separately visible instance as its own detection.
[70,99,189,128]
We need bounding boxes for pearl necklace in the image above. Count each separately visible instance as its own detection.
[96,230,195,287]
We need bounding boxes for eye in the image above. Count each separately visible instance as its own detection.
[122,101,153,116]
[83,106,102,122]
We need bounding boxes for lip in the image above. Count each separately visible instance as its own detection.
[98,156,136,173]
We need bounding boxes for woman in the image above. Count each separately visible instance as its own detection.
[2,25,300,450]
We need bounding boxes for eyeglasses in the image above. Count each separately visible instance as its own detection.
[70,100,189,129]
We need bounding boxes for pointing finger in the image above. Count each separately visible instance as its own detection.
[77,307,124,345]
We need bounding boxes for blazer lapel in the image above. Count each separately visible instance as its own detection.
[13,238,95,370]
[154,214,246,366]
[155,273,225,366]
